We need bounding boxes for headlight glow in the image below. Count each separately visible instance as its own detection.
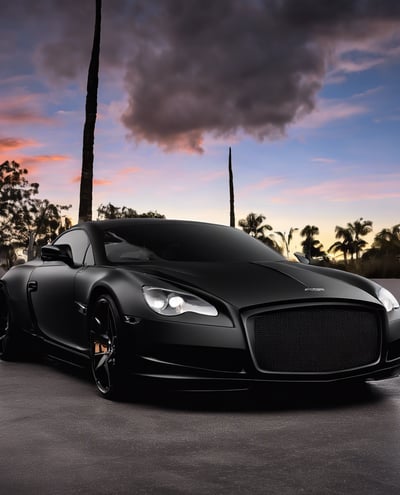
[142,286,218,317]
[377,287,399,312]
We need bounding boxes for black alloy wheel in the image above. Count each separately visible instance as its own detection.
[0,291,21,361]
[89,294,125,399]
[0,297,11,359]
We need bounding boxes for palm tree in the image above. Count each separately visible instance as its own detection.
[228,147,235,228]
[330,218,372,262]
[300,225,325,260]
[348,218,373,259]
[329,226,354,264]
[371,224,400,256]
[239,213,272,240]
[238,212,281,251]
[78,0,102,223]
[275,228,298,258]
[328,239,350,263]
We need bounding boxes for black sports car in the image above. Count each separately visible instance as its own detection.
[1,219,400,399]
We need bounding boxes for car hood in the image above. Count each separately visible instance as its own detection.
[128,261,381,309]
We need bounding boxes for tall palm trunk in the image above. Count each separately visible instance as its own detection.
[228,147,235,227]
[78,0,102,223]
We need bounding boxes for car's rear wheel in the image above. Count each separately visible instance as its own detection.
[0,291,25,361]
[89,295,126,400]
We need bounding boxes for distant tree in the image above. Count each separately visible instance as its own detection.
[97,203,165,220]
[329,218,372,263]
[0,160,39,248]
[238,212,280,251]
[239,212,272,239]
[300,225,325,260]
[348,218,373,259]
[0,161,71,263]
[328,239,350,263]
[78,0,102,223]
[329,226,353,264]
[361,224,400,277]
[26,199,72,260]
[228,147,235,227]
[365,224,400,259]
[274,227,298,258]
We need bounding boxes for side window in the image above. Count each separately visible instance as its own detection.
[84,244,95,265]
[54,230,91,266]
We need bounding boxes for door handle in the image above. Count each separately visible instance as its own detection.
[28,281,38,292]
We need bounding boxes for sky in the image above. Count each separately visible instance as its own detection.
[1,0,400,255]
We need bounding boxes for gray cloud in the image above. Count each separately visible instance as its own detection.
[4,0,400,152]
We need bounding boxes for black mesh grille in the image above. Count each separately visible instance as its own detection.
[251,307,381,372]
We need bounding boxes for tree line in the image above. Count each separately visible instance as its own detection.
[0,161,163,267]
[238,212,400,277]
[1,160,399,276]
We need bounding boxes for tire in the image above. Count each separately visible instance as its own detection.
[89,294,126,400]
[0,291,24,361]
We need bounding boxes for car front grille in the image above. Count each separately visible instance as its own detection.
[248,306,381,373]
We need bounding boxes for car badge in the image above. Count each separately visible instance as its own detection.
[304,287,325,292]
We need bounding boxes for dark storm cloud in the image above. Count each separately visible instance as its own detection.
[5,0,400,152]
[119,0,400,152]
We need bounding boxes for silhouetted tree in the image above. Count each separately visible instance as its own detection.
[0,161,39,248]
[79,0,102,223]
[228,147,235,227]
[365,224,400,259]
[97,203,165,220]
[26,199,72,260]
[239,212,280,251]
[300,225,325,260]
[329,218,372,263]
[361,224,400,277]
[0,161,71,263]
[349,217,373,259]
[329,226,353,263]
[275,227,298,258]
[239,213,271,238]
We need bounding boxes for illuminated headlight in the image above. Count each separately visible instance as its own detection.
[377,287,400,312]
[142,286,218,317]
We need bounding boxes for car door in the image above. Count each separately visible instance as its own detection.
[28,229,92,350]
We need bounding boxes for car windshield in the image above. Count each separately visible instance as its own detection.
[102,222,284,263]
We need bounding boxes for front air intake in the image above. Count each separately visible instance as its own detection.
[250,306,381,373]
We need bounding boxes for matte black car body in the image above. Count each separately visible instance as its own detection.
[1,219,400,398]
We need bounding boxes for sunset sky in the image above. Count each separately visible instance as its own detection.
[1,0,400,254]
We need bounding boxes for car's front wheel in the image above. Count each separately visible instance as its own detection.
[89,294,126,400]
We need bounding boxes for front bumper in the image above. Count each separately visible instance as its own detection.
[119,302,400,391]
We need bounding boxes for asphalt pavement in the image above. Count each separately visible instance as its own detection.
[2,358,400,494]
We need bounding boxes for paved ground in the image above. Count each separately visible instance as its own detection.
[2,359,400,494]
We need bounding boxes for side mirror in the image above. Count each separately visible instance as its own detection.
[41,245,74,266]
[294,252,310,265]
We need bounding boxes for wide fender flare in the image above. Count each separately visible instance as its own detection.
[75,267,161,320]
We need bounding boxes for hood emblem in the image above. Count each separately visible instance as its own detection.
[304,287,325,292]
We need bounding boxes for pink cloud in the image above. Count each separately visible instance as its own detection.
[199,170,226,182]
[24,154,69,164]
[296,100,368,129]
[271,174,400,204]
[71,176,112,186]
[118,166,142,176]
[0,153,71,176]
[94,179,113,186]
[0,94,53,124]
[0,137,38,152]
[239,177,285,198]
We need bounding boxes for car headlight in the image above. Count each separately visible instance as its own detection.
[377,287,400,312]
[142,286,218,317]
